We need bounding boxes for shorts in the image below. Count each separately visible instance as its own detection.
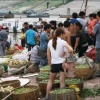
[51,63,64,73]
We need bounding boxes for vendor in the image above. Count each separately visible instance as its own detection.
[0,25,8,56]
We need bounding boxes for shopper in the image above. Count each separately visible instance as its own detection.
[26,24,37,51]
[63,20,71,46]
[38,24,51,67]
[45,28,73,100]
[93,11,100,77]
[0,26,8,56]
[74,21,88,57]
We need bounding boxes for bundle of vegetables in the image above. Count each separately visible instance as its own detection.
[75,64,94,79]
[39,80,60,96]
[80,88,100,99]
[65,78,83,90]
[40,65,51,73]
[50,88,77,100]
[12,85,39,100]
[37,72,50,81]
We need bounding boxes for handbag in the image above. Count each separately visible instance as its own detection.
[37,47,47,58]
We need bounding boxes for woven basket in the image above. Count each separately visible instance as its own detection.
[5,49,15,55]
[0,67,3,77]
[0,91,10,100]
[39,81,60,96]
[50,88,77,100]
[75,67,94,79]
[40,69,50,73]
[26,61,32,66]
[12,85,39,100]
[0,80,20,88]
[9,64,25,69]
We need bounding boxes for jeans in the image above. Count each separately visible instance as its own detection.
[0,42,6,56]
[39,58,48,68]
[27,43,35,51]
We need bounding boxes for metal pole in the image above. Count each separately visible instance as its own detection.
[85,0,88,16]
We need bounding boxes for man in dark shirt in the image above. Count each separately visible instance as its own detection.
[0,26,8,56]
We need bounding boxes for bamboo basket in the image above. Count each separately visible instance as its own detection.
[12,85,39,100]
[0,80,20,88]
[26,61,32,66]
[0,67,3,77]
[9,64,26,69]
[0,91,10,100]
[50,88,77,100]
[39,80,60,96]
[75,67,94,79]
[5,49,15,55]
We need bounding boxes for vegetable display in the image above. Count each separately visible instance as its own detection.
[0,86,14,92]
[14,88,33,94]
[40,65,50,70]
[38,72,50,79]
[50,88,74,94]
[80,88,100,98]
[9,59,28,66]
[75,64,89,68]
[65,78,83,85]
[39,80,59,84]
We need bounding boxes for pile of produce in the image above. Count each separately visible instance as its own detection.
[37,72,50,81]
[65,78,83,85]
[40,65,50,70]
[75,64,89,68]
[0,86,14,92]
[40,65,51,72]
[13,87,34,94]
[8,59,28,66]
[80,88,100,98]
[39,80,59,84]
[50,88,74,94]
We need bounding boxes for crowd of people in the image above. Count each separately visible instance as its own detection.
[0,10,100,100]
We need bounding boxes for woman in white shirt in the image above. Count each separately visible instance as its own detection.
[46,28,73,99]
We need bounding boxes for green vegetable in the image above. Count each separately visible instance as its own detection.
[50,88,74,94]
[80,88,100,98]
[38,72,50,79]
[40,65,50,70]
[65,78,83,85]
[14,88,33,94]
[76,64,89,68]
[39,80,59,84]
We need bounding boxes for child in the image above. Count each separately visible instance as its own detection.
[62,53,76,78]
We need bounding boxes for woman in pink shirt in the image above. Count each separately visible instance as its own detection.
[88,13,98,35]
